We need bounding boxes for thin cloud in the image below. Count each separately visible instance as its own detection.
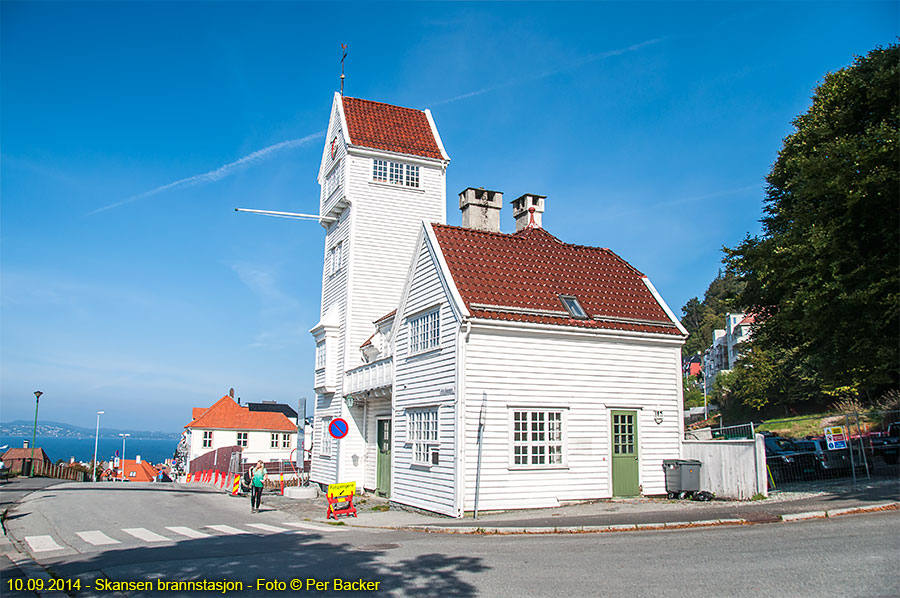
[431,37,666,106]
[89,130,325,215]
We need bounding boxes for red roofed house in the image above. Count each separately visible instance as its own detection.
[1,442,51,474]
[117,458,159,483]
[309,94,686,516]
[184,394,297,473]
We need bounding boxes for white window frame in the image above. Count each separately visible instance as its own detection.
[319,417,333,457]
[372,159,420,188]
[324,160,341,199]
[202,430,213,449]
[270,433,279,449]
[406,407,439,465]
[509,408,567,469]
[315,340,326,370]
[559,295,588,319]
[281,433,291,449]
[328,241,343,276]
[408,308,440,355]
[236,431,248,447]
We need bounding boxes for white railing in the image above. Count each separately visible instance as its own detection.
[344,356,392,396]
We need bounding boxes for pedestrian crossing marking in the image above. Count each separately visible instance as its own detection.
[206,525,247,535]
[283,521,347,533]
[76,531,120,546]
[246,523,289,533]
[122,527,169,542]
[166,526,211,539]
[24,535,64,552]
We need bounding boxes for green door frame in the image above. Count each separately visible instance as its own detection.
[376,418,391,498]
[611,410,639,497]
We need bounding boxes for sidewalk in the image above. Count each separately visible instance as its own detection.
[268,477,900,534]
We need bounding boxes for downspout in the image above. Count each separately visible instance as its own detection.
[474,390,487,520]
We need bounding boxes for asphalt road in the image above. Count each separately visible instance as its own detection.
[4,482,898,598]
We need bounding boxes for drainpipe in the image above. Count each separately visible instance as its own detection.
[474,391,487,520]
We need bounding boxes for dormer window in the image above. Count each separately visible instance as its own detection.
[559,295,588,319]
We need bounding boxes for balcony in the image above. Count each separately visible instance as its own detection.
[344,356,392,398]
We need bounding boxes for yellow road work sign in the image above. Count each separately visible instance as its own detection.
[327,482,356,497]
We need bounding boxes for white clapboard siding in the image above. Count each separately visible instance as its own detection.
[391,238,459,516]
[462,325,682,511]
[364,398,392,491]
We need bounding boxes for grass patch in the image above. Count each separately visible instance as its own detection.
[750,493,767,501]
[326,521,347,526]
[756,410,889,439]
[371,504,390,512]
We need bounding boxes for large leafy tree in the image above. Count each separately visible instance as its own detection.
[725,44,899,404]
[680,271,745,358]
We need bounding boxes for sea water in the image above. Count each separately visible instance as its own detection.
[0,436,179,465]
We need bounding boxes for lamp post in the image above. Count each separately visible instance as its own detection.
[92,411,104,482]
[30,391,42,477]
[118,433,130,482]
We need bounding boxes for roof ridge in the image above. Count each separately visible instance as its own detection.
[342,96,426,113]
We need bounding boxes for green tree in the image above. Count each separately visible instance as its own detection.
[725,44,900,404]
[680,271,745,357]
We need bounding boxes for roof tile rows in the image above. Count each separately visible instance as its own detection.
[341,96,443,160]
[430,224,682,336]
[186,396,296,432]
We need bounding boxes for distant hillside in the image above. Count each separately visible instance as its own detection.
[0,420,181,440]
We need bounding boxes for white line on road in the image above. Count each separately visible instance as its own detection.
[76,531,121,546]
[24,535,64,552]
[283,521,347,533]
[166,526,211,539]
[206,525,247,535]
[122,528,169,542]
[246,523,289,533]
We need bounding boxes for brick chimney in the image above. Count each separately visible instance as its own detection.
[511,193,546,232]
[459,187,503,232]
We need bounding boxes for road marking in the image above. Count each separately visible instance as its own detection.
[122,528,169,542]
[76,531,121,546]
[24,535,64,552]
[283,521,347,533]
[206,525,247,535]
[246,523,289,533]
[166,526,211,539]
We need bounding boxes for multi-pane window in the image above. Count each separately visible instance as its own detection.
[511,410,564,467]
[325,163,341,198]
[237,432,248,447]
[408,408,438,465]
[315,340,326,370]
[320,418,333,457]
[202,430,213,448]
[373,159,388,182]
[612,413,635,455]
[372,159,419,188]
[328,241,343,276]
[281,433,291,449]
[271,433,279,448]
[409,309,440,354]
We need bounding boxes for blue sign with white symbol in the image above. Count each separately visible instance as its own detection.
[329,417,349,440]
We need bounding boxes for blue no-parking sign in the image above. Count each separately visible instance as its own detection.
[329,418,349,440]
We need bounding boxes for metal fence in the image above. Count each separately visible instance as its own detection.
[686,410,900,490]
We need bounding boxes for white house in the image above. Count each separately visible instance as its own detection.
[184,394,298,471]
[702,312,754,392]
[309,94,686,516]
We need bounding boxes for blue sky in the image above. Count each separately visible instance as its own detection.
[2,2,896,432]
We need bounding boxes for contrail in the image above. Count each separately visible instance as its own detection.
[89,130,325,215]
[431,37,666,106]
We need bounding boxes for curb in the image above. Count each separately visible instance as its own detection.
[385,502,899,535]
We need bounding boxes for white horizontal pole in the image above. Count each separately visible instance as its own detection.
[234,207,336,222]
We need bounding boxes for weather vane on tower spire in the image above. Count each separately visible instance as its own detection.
[340,44,348,95]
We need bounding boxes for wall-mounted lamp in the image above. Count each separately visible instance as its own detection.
[654,410,664,425]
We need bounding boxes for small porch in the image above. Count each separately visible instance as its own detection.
[345,357,393,497]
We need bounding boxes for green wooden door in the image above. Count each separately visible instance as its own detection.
[611,410,639,497]
[376,419,391,497]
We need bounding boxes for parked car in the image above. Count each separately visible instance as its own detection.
[793,439,864,475]
[764,435,817,484]
[870,422,899,465]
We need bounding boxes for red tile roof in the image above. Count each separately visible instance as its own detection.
[430,224,683,336]
[737,314,756,326]
[341,97,443,160]
[1,447,50,462]
[185,396,296,432]
[192,407,206,420]
[119,459,159,483]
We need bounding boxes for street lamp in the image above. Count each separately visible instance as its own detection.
[30,391,42,477]
[92,411,104,482]
[118,433,130,482]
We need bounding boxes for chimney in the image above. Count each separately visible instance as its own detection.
[23,440,29,449]
[136,455,141,464]
[459,187,503,232]
[511,193,546,232]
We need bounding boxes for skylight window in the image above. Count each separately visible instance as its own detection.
[559,295,588,319]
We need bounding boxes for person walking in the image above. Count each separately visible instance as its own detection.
[250,460,267,513]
